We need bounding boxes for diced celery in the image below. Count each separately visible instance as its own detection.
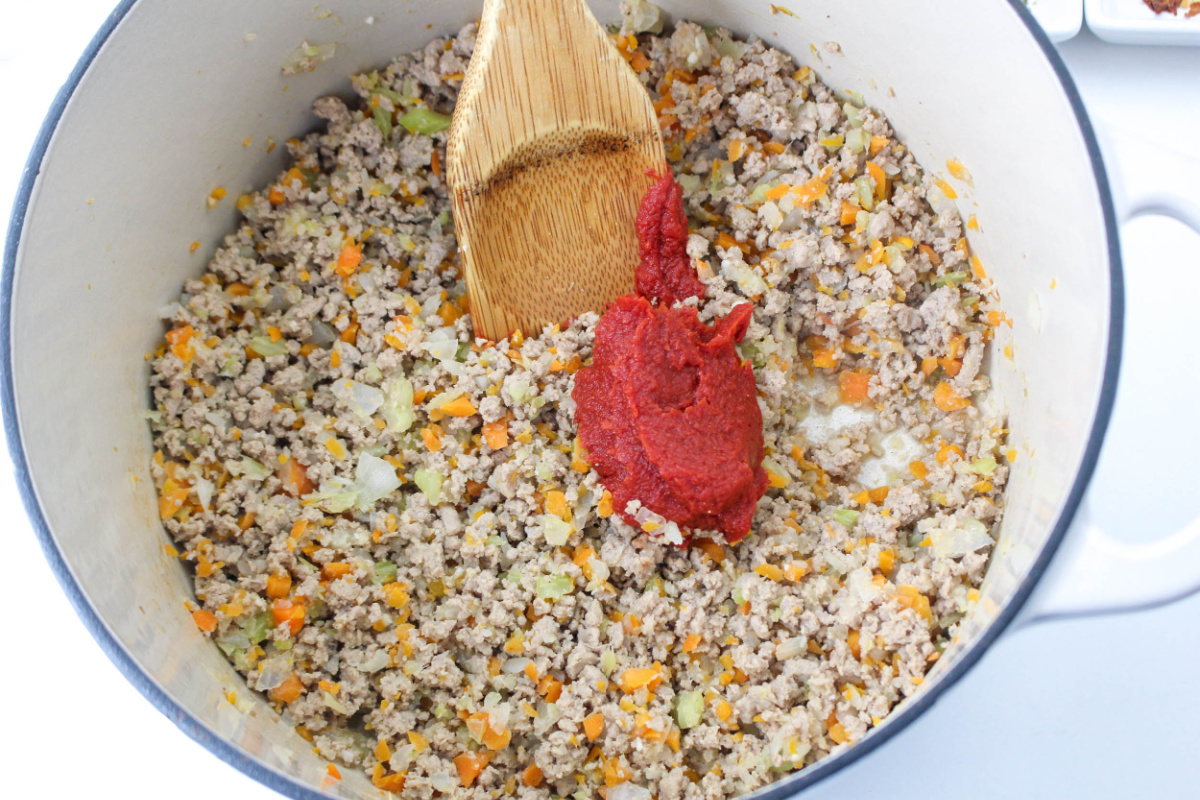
[675,690,704,729]
[832,509,860,528]
[397,108,452,135]
[535,574,573,600]
[373,105,393,139]
[373,561,398,585]
[248,336,289,357]
[413,468,443,505]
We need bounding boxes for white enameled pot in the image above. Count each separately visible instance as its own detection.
[4,1,1200,798]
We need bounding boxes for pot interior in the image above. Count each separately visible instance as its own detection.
[7,0,1113,796]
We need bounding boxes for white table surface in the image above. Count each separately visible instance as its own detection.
[2,4,1198,798]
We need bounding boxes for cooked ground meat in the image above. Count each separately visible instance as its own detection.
[148,8,1008,799]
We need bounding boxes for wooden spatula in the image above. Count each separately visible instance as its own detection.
[447,0,666,341]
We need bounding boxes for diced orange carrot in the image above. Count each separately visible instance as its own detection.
[727,139,747,162]
[520,764,544,788]
[383,582,409,609]
[336,243,362,277]
[440,395,477,417]
[936,442,964,465]
[269,673,305,704]
[933,381,970,412]
[430,148,441,179]
[754,564,784,581]
[453,752,490,787]
[321,562,353,581]
[584,713,606,741]
[268,186,286,205]
[934,178,958,199]
[544,490,571,522]
[603,756,633,787]
[869,136,889,156]
[421,426,442,451]
[597,491,614,518]
[682,633,702,653]
[694,538,725,564]
[482,419,508,450]
[619,668,659,693]
[838,371,872,404]
[764,141,787,155]
[266,573,292,599]
[481,726,511,751]
[271,598,306,635]
[877,549,895,573]
[840,200,860,226]
[192,609,217,633]
[869,486,889,504]
[372,769,406,793]
[715,700,733,721]
[630,50,651,72]
[847,629,861,658]
[867,162,887,201]
[784,561,810,581]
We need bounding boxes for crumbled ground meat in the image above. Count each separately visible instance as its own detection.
[149,11,1008,800]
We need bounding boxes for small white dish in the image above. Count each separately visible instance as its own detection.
[1027,0,1085,41]
[1086,0,1200,45]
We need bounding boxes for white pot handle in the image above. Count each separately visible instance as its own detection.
[1022,124,1200,623]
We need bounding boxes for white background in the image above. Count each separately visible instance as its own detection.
[1,2,1198,797]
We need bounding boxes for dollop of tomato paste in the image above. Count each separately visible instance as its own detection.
[634,174,707,307]
[572,175,767,543]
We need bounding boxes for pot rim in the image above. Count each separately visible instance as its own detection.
[0,1,1123,797]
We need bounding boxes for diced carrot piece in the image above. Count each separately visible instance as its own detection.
[867,162,887,201]
[936,442,964,464]
[269,673,304,704]
[268,186,286,205]
[372,770,406,793]
[375,740,392,762]
[453,753,490,787]
[910,461,929,480]
[933,381,970,412]
[192,609,217,633]
[715,700,733,721]
[440,395,477,417]
[727,139,747,162]
[266,573,292,599]
[544,490,571,522]
[285,458,314,496]
[321,562,353,581]
[847,629,861,658]
[694,538,725,563]
[271,598,306,635]
[584,713,605,741]
[383,582,409,609]
[784,561,810,581]
[840,200,860,226]
[838,371,872,404]
[877,549,895,574]
[336,243,362,276]
[754,564,784,581]
[421,426,442,451]
[869,136,889,156]
[537,677,563,702]
[766,183,791,200]
[630,50,651,72]
[483,419,508,450]
[597,491,614,518]
[481,726,511,751]
[921,356,939,376]
[619,668,658,693]
[869,486,889,503]
[934,178,958,199]
[681,633,702,653]
[829,722,850,744]
[520,764,544,787]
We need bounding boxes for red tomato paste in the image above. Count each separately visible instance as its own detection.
[572,175,767,543]
[634,174,707,307]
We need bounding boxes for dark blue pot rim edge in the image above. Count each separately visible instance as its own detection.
[0,1,1123,798]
